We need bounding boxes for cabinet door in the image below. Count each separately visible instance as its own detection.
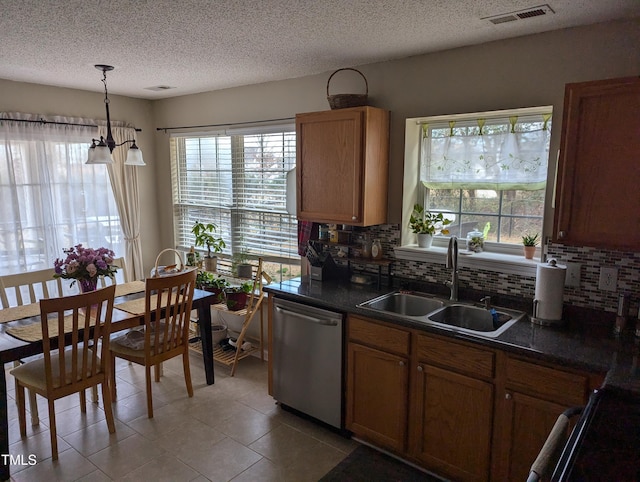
[346,342,409,452]
[412,364,493,482]
[297,109,364,224]
[554,77,640,250]
[502,391,568,482]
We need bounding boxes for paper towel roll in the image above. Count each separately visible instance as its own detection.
[534,260,567,323]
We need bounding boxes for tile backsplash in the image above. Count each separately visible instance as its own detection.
[328,224,640,316]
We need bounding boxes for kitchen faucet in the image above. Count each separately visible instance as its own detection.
[445,236,459,301]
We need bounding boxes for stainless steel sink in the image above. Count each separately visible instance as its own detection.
[358,291,526,338]
[426,304,522,337]
[358,292,445,317]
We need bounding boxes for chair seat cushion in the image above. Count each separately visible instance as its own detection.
[111,323,168,356]
[10,347,103,390]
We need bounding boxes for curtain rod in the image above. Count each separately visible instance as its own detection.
[0,117,142,132]
[156,116,295,132]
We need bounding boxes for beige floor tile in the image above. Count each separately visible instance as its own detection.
[231,457,283,482]
[3,353,355,481]
[118,454,200,482]
[212,404,282,446]
[10,447,98,482]
[178,436,262,481]
[74,469,112,481]
[153,418,226,458]
[62,419,137,457]
[87,433,167,479]
[248,424,323,467]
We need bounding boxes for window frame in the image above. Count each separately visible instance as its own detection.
[169,124,300,275]
[397,106,554,276]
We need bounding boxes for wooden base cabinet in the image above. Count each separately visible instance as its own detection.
[346,343,409,452]
[344,315,604,482]
[346,315,411,452]
[411,364,493,482]
[493,356,601,481]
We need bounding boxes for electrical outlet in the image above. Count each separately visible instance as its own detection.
[565,262,581,288]
[598,267,618,291]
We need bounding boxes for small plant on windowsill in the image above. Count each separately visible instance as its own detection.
[522,233,539,259]
[409,204,451,248]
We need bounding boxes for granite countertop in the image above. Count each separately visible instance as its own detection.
[264,276,640,393]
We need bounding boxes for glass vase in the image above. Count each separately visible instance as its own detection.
[79,278,98,293]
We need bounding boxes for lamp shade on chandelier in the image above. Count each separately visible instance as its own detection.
[86,64,145,166]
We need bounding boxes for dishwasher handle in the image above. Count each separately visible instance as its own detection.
[275,305,340,326]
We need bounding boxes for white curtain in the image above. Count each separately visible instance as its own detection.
[0,112,123,275]
[421,115,551,191]
[101,124,144,281]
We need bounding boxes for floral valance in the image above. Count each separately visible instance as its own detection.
[420,114,552,191]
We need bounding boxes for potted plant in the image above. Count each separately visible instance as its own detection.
[196,271,229,303]
[232,250,253,278]
[522,233,540,259]
[409,204,451,248]
[191,221,226,272]
[224,281,253,311]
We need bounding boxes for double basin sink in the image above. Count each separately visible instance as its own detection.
[357,291,527,338]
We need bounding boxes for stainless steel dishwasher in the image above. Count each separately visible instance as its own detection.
[272,297,344,429]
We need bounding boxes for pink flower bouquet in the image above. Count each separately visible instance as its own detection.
[54,244,118,291]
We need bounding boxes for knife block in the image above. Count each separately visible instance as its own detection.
[309,253,339,281]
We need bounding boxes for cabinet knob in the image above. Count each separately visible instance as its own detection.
[352,216,357,221]
[417,365,423,372]
[558,231,566,238]
[399,361,405,367]
[505,393,512,400]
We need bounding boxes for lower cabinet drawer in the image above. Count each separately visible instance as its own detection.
[506,357,588,406]
[416,333,495,379]
[348,315,410,356]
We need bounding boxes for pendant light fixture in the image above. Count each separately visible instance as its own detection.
[86,64,145,166]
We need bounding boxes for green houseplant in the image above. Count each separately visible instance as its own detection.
[522,233,539,259]
[409,204,451,248]
[196,271,229,303]
[224,281,253,311]
[191,221,226,272]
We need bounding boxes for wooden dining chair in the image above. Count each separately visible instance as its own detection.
[110,268,197,418]
[0,268,66,309]
[0,268,72,425]
[10,285,117,460]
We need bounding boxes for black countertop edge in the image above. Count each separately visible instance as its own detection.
[265,277,640,393]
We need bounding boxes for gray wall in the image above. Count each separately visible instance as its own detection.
[1,18,638,274]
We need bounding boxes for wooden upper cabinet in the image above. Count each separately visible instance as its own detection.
[296,106,389,226]
[553,76,640,251]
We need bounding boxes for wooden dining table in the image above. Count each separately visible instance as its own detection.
[0,282,219,481]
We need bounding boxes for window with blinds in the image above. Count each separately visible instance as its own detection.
[170,128,298,274]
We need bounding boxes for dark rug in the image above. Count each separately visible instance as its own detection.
[319,445,443,482]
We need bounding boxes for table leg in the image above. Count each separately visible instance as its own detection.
[0,367,9,481]
[198,304,215,385]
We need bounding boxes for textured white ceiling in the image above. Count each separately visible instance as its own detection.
[1,0,638,99]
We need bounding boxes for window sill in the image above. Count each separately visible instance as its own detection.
[394,245,539,277]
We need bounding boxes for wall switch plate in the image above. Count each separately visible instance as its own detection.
[565,262,581,287]
[598,266,618,291]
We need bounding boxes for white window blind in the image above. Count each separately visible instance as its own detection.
[171,128,297,262]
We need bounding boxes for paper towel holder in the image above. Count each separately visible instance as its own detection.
[531,258,566,326]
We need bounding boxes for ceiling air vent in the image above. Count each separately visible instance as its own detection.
[483,4,555,25]
[144,85,176,91]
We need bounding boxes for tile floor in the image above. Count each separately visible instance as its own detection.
[4,351,358,481]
